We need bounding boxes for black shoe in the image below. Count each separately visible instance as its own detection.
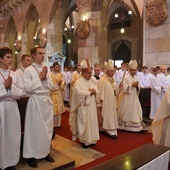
[52,129,56,140]
[140,129,149,133]
[45,154,55,162]
[27,158,38,168]
[110,135,117,139]
[81,143,88,149]
[4,167,15,170]
[89,143,96,146]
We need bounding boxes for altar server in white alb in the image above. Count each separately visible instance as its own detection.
[151,86,170,148]
[15,54,32,80]
[0,47,26,170]
[96,60,119,138]
[23,47,57,168]
[157,65,167,100]
[69,59,99,149]
[116,62,128,85]
[149,67,162,120]
[117,60,146,132]
[139,66,150,88]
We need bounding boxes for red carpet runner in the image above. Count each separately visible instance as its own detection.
[55,111,153,169]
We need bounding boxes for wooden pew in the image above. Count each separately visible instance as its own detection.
[139,88,151,119]
[89,144,170,170]
[17,97,29,134]
[17,97,29,155]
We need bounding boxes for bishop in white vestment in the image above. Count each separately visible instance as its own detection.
[69,59,99,148]
[117,60,145,132]
[96,60,119,138]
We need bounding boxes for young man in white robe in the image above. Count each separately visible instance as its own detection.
[69,59,99,149]
[157,65,167,100]
[15,54,32,80]
[0,47,26,170]
[71,64,82,88]
[23,47,56,168]
[151,86,170,148]
[139,66,150,88]
[15,54,32,132]
[117,62,128,85]
[166,67,170,86]
[50,62,65,136]
[117,60,146,132]
[69,64,82,105]
[92,63,104,77]
[14,55,33,144]
[96,60,119,138]
[149,67,162,120]
[91,66,101,85]
[64,66,74,104]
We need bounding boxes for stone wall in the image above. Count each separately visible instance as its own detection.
[143,0,170,68]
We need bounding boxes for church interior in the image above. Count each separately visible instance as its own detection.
[0,0,169,69]
[0,0,170,170]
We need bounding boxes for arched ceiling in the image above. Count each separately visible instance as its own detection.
[0,0,144,19]
[122,0,144,19]
[0,0,144,30]
[108,0,144,21]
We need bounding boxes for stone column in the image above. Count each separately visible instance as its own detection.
[76,0,108,66]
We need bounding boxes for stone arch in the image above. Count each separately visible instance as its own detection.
[109,35,139,63]
[48,0,71,56]
[107,0,142,66]
[25,4,39,52]
[50,0,78,66]
[112,40,131,63]
[64,5,78,66]
[5,17,17,68]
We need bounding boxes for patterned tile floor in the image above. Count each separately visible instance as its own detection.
[52,135,105,167]
[15,135,104,170]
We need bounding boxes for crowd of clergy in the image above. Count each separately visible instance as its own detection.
[0,46,169,170]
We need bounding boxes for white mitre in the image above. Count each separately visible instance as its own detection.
[129,60,138,69]
[80,59,92,71]
[104,59,114,70]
